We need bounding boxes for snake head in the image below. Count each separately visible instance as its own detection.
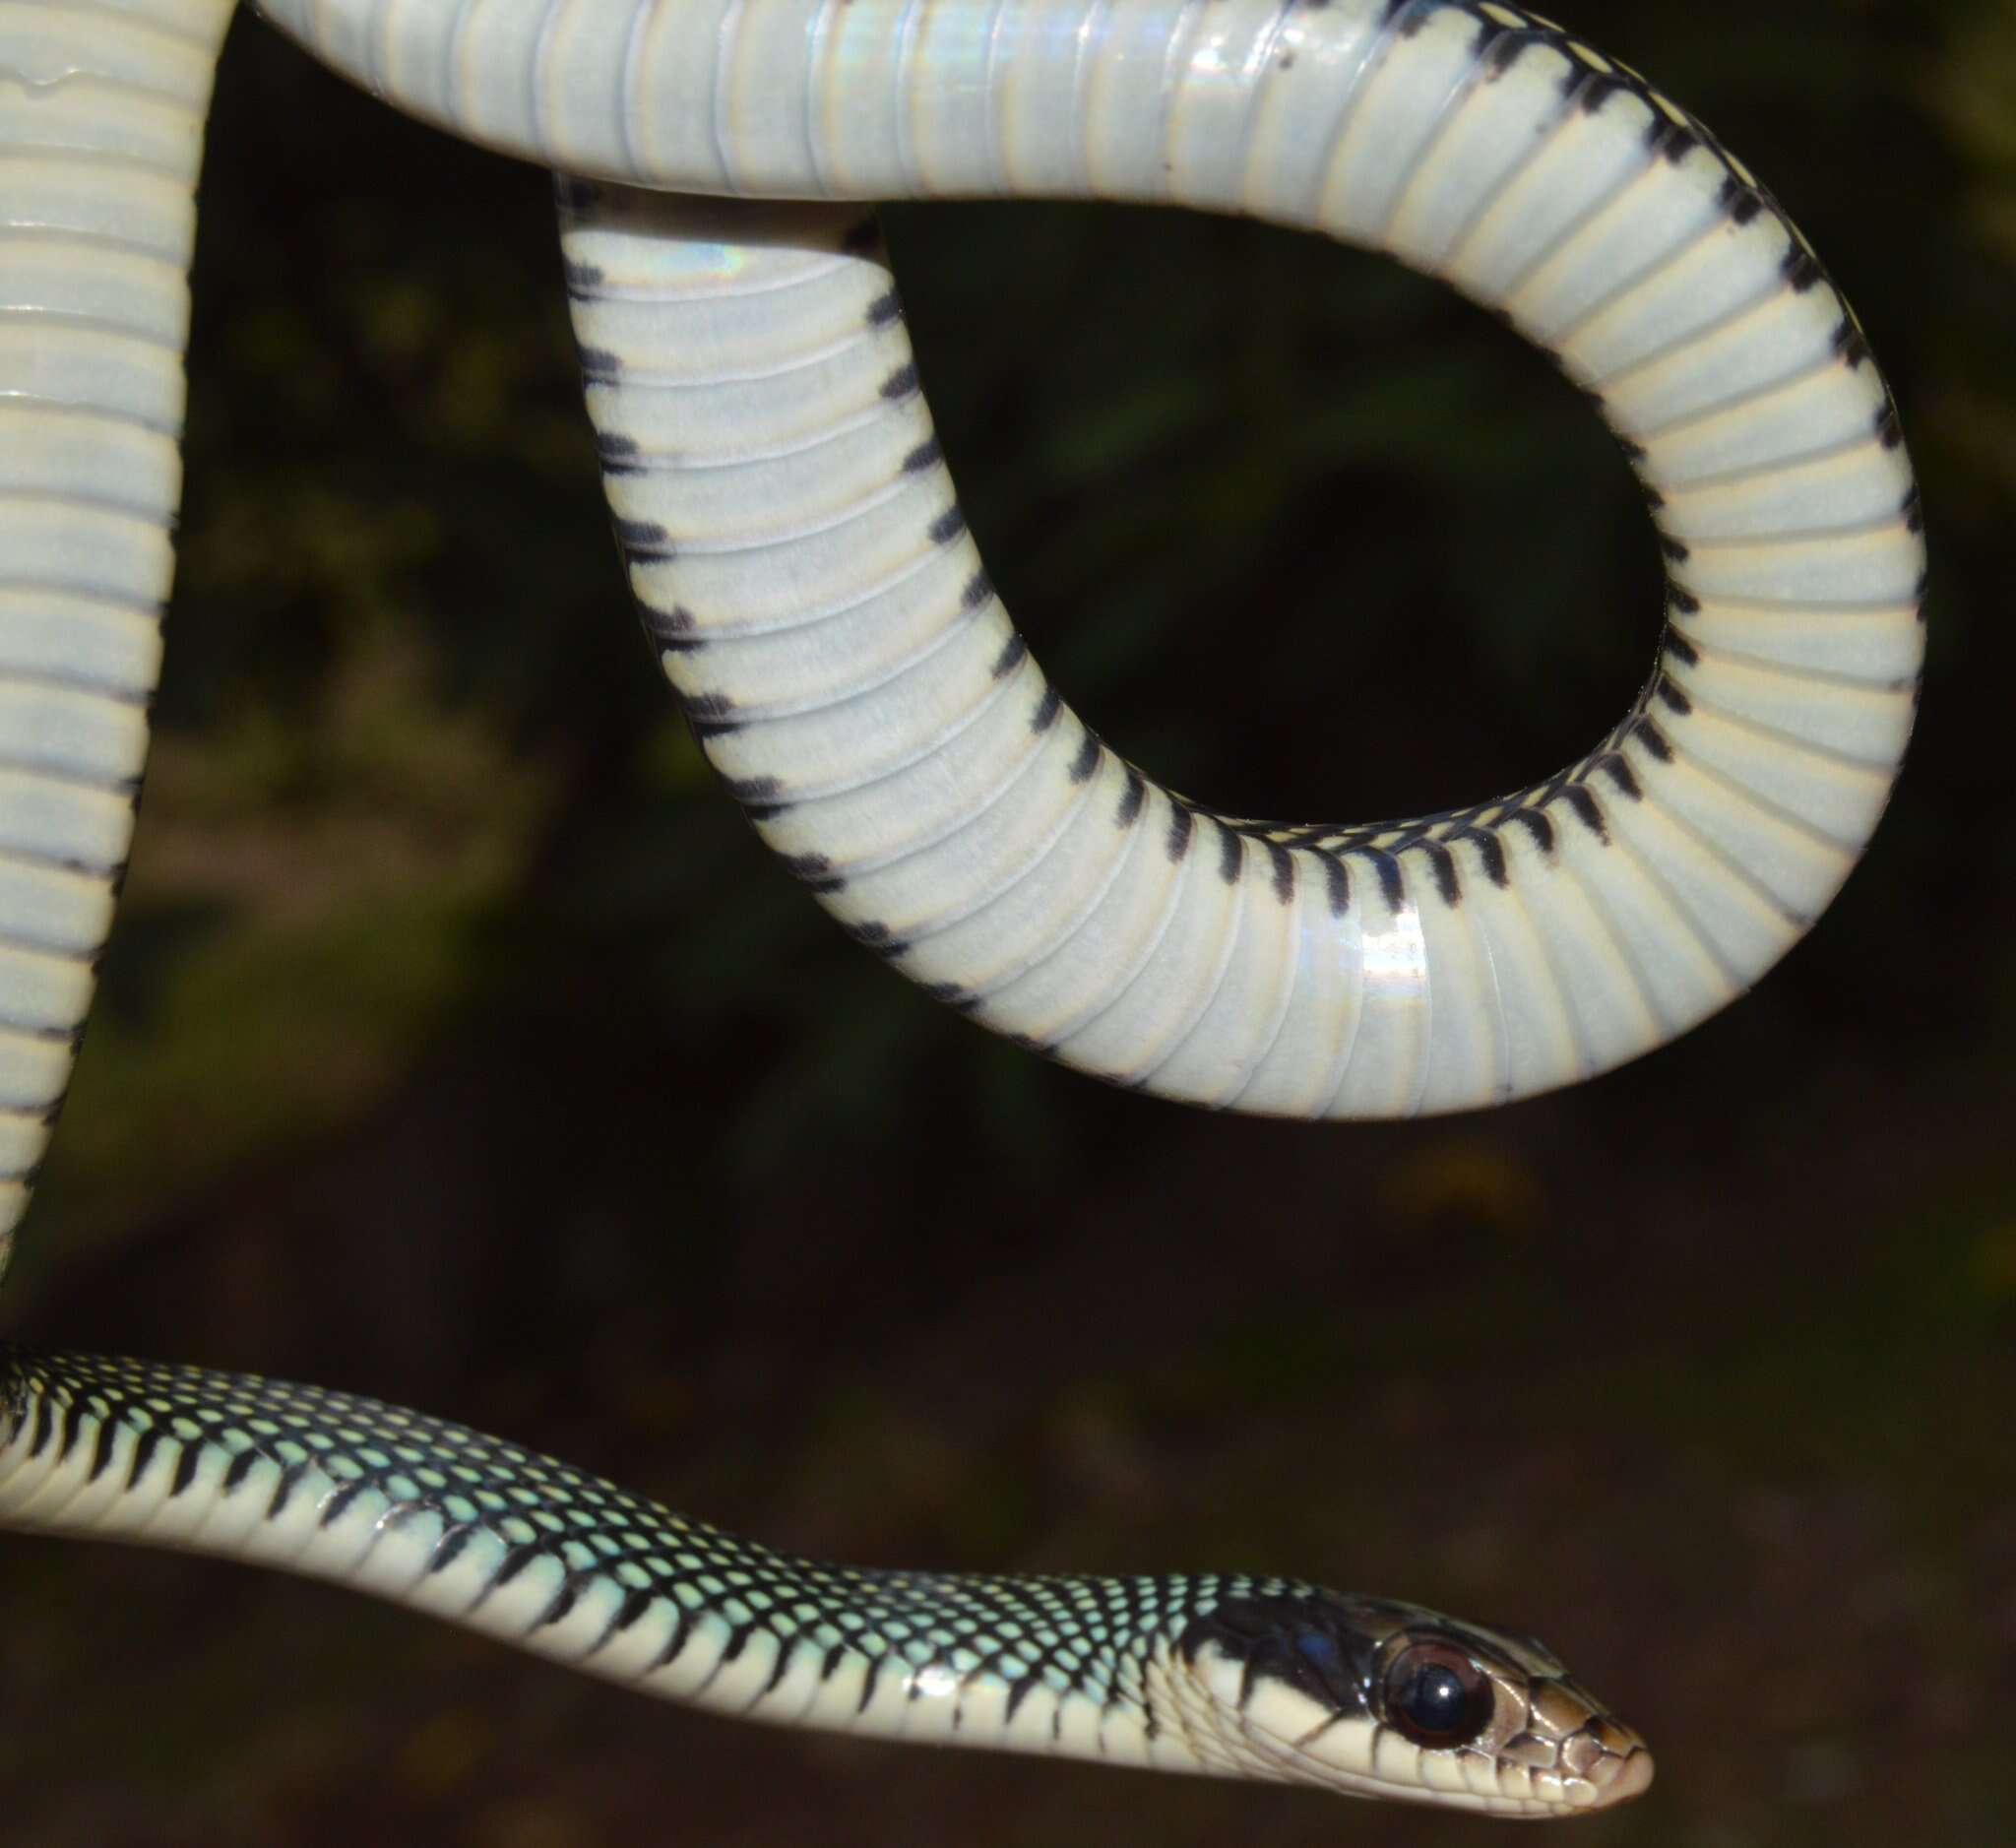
[1172,1589,1653,1816]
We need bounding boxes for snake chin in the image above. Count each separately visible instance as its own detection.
[1172,1591,1653,1816]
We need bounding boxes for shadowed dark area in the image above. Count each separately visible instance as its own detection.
[0,3,2009,1845]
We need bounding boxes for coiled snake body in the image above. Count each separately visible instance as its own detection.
[0,0,1922,1817]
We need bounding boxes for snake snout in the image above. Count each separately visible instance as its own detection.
[1516,1678,1656,1813]
[1584,1735,1656,1807]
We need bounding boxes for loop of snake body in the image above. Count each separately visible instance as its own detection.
[0,0,1922,1817]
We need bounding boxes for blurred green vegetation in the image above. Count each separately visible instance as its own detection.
[1,2,2011,1845]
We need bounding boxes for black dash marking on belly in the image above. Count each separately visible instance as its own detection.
[563,259,604,294]
[848,919,904,954]
[1355,847,1406,914]
[1659,533,1689,563]
[787,853,846,895]
[1873,401,1903,449]
[1503,808,1553,857]
[1632,716,1674,761]
[924,981,980,1012]
[1419,839,1460,906]
[1718,178,1763,225]
[79,1402,122,1475]
[1599,753,1642,799]
[727,775,785,806]
[120,1423,158,1488]
[168,1442,200,1498]
[427,1525,477,1576]
[1901,484,1923,533]
[1642,485,1666,510]
[1464,827,1510,887]
[1575,73,1623,115]
[991,632,1027,677]
[641,605,697,640]
[1032,684,1063,733]
[646,1605,698,1675]
[1558,784,1607,841]
[1322,851,1351,918]
[683,690,737,734]
[26,1389,56,1461]
[929,506,967,544]
[638,602,697,646]
[1662,627,1699,668]
[880,361,920,401]
[962,569,994,610]
[1069,731,1101,782]
[1266,840,1294,904]
[612,516,671,555]
[610,1586,654,1633]
[532,1582,579,1630]
[1654,673,1692,716]
[267,1458,311,1521]
[1614,431,1647,463]
[903,436,943,473]
[1166,802,1194,863]
[866,289,903,327]
[753,1638,797,1702]
[1831,319,1871,368]
[1116,764,1146,828]
[69,1401,104,1474]
[1782,247,1823,292]
[1651,119,1700,163]
[222,1446,259,1493]
[1481,29,1533,79]
[1004,1670,1042,1723]
[491,1542,543,1590]
[317,1478,371,1528]
[1217,820,1242,885]
[576,346,623,380]
[596,432,641,473]
[1668,582,1701,615]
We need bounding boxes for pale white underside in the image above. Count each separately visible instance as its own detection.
[0,3,1923,1248]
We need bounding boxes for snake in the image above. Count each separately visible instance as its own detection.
[0,0,1923,1820]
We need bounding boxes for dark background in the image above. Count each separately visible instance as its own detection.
[1,1,2009,1843]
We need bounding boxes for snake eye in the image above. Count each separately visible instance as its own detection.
[1381,1640,1495,1749]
